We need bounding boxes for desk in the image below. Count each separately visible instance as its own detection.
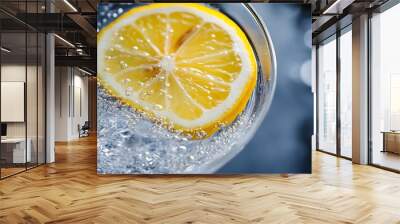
[1,138,31,163]
[382,131,400,154]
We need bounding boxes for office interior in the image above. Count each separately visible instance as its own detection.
[0,0,398,177]
[0,0,96,179]
[313,0,400,172]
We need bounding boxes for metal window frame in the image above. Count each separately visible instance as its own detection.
[315,24,353,161]
[0,0,47,180]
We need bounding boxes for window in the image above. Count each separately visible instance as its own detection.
[317,36,337,154]
[370,2,400,171]
[339,28,352,158]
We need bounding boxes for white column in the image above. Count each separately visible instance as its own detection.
[352,14,369,164]
[46,33,55,163]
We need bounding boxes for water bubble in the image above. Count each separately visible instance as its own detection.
[120,130,132,138]
[125,87,133,96]
[123,78,131,84]
[196,130,207,138]
[120,61,128,69]
[154,104,164,110]
[117,8,123,14]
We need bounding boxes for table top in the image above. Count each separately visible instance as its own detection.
[1,138,28,143]
[381,131,400,134]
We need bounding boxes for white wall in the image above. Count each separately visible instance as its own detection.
[1,64,46,163]
[1,65,37,138]
[54,67,89,141]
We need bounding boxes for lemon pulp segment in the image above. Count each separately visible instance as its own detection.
[98,3,257,138]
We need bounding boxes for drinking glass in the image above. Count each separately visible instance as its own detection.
[97,3,277,174]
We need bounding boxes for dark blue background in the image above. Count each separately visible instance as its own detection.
[218,4,313,173]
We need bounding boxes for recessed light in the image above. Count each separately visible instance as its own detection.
[63,0,78,12]
[1,47,11,53]
[54,34,75,48]
[78,67,93,76]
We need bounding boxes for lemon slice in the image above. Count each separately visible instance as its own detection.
[98,3,257,138]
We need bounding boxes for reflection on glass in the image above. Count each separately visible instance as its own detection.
[340,29,352,158]
[27,31,38,169]
[0,0,46,178]
[318,37,337,154]
[371,3,400,171]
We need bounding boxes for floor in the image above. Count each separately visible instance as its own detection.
[1,163,42,179]
[0,167,25,178]
[0,136,400,223]
[372,150,400,171]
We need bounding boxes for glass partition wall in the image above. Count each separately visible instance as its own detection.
[370,3,400,172]
[316,26,352,159]
[0,1,46,179]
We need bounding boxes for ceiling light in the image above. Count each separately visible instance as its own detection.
[78,67,93,76]
[322,0,354,15]
[323,0,341,14]
[54,34,75,48]
[63,0,78,12]
[1,47,11,53]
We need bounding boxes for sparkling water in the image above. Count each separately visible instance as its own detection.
[97,86,256,174]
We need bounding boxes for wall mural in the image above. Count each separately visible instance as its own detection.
[97,3,312,174]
